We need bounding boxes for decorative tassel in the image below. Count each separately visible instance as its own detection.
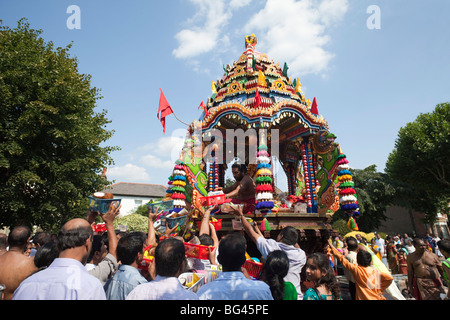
[260,218,271,232]
[347,216,358,231]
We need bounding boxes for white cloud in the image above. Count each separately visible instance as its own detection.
[108,130,187,184]
[140,154,174,169]
[173,0,252,59]
[244,0,349,76]
[318,0,350,27]
[139,133,185,160]
[107,164,150,183]
[173,29,218,59]
[174,0,348,77]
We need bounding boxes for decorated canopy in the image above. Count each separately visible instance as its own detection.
[163,34,360,233]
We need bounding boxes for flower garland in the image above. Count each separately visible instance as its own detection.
[336,154,359,231]
[208,150,219,192]
[255,143,274,213]
[170,161,187,213]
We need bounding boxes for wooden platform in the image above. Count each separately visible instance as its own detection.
[209,209,335,233]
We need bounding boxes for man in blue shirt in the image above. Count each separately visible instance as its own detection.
[126,238,198,300]
[197,233,273,300]
[13,217,109,300]
[104,232,148,299]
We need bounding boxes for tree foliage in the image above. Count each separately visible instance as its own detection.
[0,19,119,231]
[385,103,450,220]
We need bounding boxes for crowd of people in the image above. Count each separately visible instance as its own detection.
[331,231,449,300]
[0,202,449,301]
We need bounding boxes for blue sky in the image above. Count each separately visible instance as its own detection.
[2,0,449,192]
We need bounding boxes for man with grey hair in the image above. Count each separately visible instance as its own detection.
[13,204,120,300]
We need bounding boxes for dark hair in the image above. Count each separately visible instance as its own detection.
[231,163,247,174]
[356,250,372,267]
[155,238,186,277]
[57,225,93,252]
[0,233,7,249]
[263,250,289,300]
[198,234,214,246]
[8,225,31,247]
[279,226,299,246]
[32,232,52,247]
[437,239,450,253]
[345,236,358,251]
[87,235,104,263]
[217,233,247,271]
[34,242,58,270]
[307,252,341,299]
[117,232,145,265]
[413,238,425,247]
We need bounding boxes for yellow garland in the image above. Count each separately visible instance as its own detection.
[172,180,186,187]
[256,168,272,176]
[338,174,353,182]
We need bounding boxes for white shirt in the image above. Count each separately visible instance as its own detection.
[13,258,106,300]
[256,237,306,299]
[374,237,385,255]
[126,275,198,300]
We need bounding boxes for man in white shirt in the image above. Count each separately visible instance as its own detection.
[13,218,107,300]
[126,238,198,300]
[231,206,306,299]
[344,236,359,300]
[374,233,387,267]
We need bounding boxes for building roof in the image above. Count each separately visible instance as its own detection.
[102,182,167,198]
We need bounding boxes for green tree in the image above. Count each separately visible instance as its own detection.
[0,19,119,231]
[332,165,395,231]
[135,204,150,217]
[386,103,450,220]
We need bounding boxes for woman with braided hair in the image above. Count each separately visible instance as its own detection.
[261,250,297,300]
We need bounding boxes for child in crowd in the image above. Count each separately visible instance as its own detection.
[303,252,341,300]
[328,239,393,300]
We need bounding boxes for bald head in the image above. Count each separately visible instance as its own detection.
[8,226,31,248]
[57,218,93,252]
[62,218,91,232]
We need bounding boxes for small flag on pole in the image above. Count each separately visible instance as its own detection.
[199,101,209,117]
[157,89,174,134]
[311,97,319,115]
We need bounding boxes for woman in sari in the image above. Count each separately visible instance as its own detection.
[370,238,382,262]
[385,236,399,274]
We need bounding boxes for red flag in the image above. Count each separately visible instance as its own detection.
[311,97,319,115]
[157,89,174,133]
[199,101,209,117]
[254,88,262,108]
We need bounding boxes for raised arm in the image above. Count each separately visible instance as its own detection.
[208,222,219,248]
[328,238,357,274]
[199,205,217,237]
[147,206,160,247]
[232,205,261,244]
[101,201,121,258]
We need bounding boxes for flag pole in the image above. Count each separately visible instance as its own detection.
[172,112,190,126]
